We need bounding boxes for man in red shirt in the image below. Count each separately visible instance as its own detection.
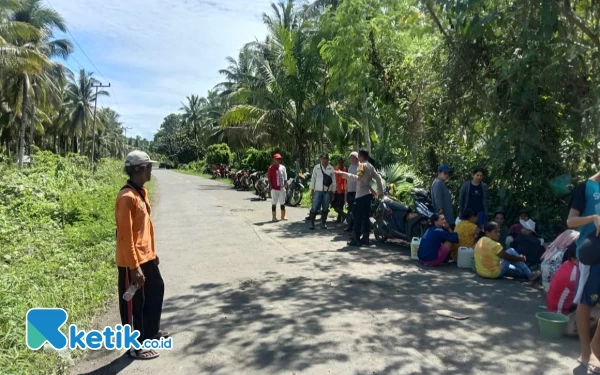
[267,153,287,222]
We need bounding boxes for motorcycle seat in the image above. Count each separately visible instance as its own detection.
[411,188,429,199]
[388,201,410,213]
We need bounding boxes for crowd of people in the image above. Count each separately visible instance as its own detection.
[268,153,600,373]
[111,149,600,371]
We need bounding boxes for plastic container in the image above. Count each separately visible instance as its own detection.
[410,237,421,260]
[471,256,477,272]
[457,247,474,268]
[536,312,569,339]
[123,284,139,301]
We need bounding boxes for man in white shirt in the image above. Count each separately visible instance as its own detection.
[309,153,336,230]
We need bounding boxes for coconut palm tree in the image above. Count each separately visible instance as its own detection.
[220,4,328,168]
[2,0,72,167]
[65,69,109,155]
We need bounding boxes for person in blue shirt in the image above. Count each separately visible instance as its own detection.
[567,173,600,373]
[418,213,459,266]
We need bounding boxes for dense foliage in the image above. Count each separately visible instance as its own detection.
[153,0,600,237]
[0,151,148,374]
[206,143,232,166]
[0,0,151,167]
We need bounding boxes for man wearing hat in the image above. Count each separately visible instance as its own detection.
[309,152,336,230]
[115,151,168,360]
[344,152,359,232]
[431,164,455,229]
[267,153,288,222]
[332,156,348,223]
[510,218,544,268]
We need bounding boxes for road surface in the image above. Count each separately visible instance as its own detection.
[72,169,583,375]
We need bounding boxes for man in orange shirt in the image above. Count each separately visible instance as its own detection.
[332,156,348,223]
[115,150,167,360]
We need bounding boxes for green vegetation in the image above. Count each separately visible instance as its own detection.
[206,143,232,166]
[0,0,153,166]
[0,151,151,374]
[152,0,600,238]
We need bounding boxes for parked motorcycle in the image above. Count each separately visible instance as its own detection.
[286,171,310,207]
[249,171,270,200]
[370,177,435,243]
[239,170,251,191]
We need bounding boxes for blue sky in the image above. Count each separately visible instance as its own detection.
[48,0,273,140]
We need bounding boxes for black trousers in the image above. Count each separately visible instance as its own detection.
[353,194,372,240]
[118,260,164,344]
[346,192,356,228]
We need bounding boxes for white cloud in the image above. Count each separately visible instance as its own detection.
[48,0,272,139]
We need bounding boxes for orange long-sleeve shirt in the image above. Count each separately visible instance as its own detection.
[115,185,156,270]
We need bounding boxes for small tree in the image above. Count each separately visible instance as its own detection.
[206,143,232,166]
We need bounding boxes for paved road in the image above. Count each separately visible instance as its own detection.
[72,169,584,375]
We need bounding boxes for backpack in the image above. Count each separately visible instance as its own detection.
[320,165,333,191]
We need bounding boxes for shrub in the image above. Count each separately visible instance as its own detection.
[206,143,232,166]
[242,148,273,172]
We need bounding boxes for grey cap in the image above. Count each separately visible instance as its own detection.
[125,150,157,167]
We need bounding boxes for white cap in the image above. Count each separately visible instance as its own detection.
[520,219,536,233]
[125,150,157,167]
[350,151,359,158]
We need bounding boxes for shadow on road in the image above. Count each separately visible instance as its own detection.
[160,245,579,374]
[75,353,132,375]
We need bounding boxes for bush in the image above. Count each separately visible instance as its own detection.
[206,143,232,166]
[0,151,150,374]
[242,148,273,172]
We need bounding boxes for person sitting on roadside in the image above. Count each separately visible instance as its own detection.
[511,219,545,269]
[541,229,580,292]
[507,209,530,247]
[451,209,480,261]
[474,221,541,281]
[418,213,459,266]
[493,211,509,249]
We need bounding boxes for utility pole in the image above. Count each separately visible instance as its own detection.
[91,81,111,164]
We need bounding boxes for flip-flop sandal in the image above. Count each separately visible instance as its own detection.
[129,349,160,360]
[588,363,600,374]
[151,330,170,340]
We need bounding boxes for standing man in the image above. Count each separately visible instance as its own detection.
[309,153,336,230]
[332,156,348,223]
[431,164,455,229]
[344,152,359,233]
[567,172,600,373]
[115,150,168,360]
[336,148,384,246]
[267,153,288,222]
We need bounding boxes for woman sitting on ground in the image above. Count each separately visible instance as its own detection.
[511,219,545,269]
[541,229,580,292]
[474,221,541,281]
[451,209,480,261]
[418,213,459,266]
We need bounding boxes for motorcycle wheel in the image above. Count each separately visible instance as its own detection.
[288,189,302,207]
[373,223,388,243]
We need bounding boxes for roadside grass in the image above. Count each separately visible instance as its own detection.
[176,169,233,185]
[0,151,152,375]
